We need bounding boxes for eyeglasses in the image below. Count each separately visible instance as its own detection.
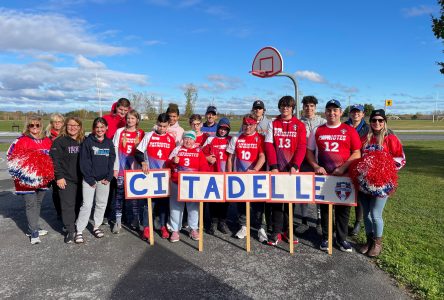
[191,122,201,126]
[371,119,385,123]
[67,124,80,128]
[28,123,40,128]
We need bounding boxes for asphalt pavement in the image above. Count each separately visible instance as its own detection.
[0,152,412,300]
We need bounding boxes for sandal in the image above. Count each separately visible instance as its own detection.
[74,233,84,244]
[93,228,104,238]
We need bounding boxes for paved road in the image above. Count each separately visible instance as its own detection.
[0,148,412,300]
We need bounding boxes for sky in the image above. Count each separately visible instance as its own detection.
[0,0,443,116]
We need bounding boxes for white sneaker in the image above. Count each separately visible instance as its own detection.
[26,229,48,237]
[258,228,268,243]
[30,237,41,245]
[235,226,247,239]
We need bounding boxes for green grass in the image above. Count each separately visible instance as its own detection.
[353,141,444,299]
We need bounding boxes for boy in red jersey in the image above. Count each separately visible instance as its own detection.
[264,95,307,246]
[306,99,361,252]
[227,115,266,240]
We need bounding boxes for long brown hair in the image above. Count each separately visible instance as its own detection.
[364,121,388,148]
[61,117,85,143]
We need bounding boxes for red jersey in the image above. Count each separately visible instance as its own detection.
[194,133,209,148]
[226,132,264,172]
[136,131,176,169]
[103,113,126,139]
[265,115,307,171]
[167,146,208,183]
[202,136,232,172]
[308,123,361,174]
[113,128,145,175]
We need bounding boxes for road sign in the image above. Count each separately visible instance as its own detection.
[385,99,393,106]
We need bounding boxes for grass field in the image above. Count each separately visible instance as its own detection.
[353,140,444,299]
[1,118,444,133]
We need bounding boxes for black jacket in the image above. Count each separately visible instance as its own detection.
[80,134,116,186]
[50,135,82,183]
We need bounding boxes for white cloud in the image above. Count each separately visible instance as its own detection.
[197,74,243,93]
[144,40,166,46]
[0,8,129,56]
[295,70,326,83]
[0,59,149,112]
[75,55,106,69]
[402,5,438,17]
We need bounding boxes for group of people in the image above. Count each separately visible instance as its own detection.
[7,95,405,257]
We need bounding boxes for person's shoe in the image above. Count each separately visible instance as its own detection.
[336,240,353,252]
[358,234,373,254]
[26,229,48,237]
[367,237,383,257]
[258,228,268,243]
[320,239,329,251]
[282,231,299,245]
[130,219,139,231]
[64,232,75,244]
[267,233,282,246]
[30,231,41,245]
[235,226,247,239]
[302,217,308,226]
[350,222,361,236]
[62,226,67,233]
[141,227,150,241]
[190,229,200,241]
[217,222,229,234]
[206,223,216,235]
[102,217,109,225]
[160,226,170,239]
[112,221,121,234]
[170,231,180,243]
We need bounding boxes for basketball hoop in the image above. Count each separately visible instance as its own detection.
[251,46,283,78]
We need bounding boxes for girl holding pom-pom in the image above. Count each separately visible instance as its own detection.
[7,115,53,245]
[358,109,405,257]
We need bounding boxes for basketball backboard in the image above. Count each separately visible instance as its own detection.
[251,46,283,78]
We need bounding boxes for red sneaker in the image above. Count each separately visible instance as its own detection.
[141,227,150,241]
[160,226,169,239]
[282,231,299,245]
[267,233,282,246]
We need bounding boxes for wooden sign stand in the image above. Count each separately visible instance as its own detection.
[199,202,204,252]
[328,204,333,255]
[246,202,251,253]
[289,203,294,254]
[147,198,154,246]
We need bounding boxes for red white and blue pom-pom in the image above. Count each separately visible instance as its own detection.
[350,150,398,197]
[7,149,54,189]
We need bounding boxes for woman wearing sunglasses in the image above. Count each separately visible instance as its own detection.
[358,109,406,257]
[7,116,53,244]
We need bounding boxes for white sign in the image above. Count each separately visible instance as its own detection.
[124,170,170,199]
[225,173,270,202]
[270,173,315,203]
[314,175,357,206]
[178,172,225,202]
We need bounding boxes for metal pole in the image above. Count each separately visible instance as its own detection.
[276,72,300,118]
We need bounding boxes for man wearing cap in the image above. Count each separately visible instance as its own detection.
[201,105,218,137]
[265,95,307,246]
[345,104,369,236]
[251,100,270,136]
[306,99,361,252]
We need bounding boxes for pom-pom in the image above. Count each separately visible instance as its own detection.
[350,150,398,197]
[8,149,54,189]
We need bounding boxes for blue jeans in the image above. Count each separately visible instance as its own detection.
[114,176,143,224]
[142,198,168,227]
[360,193,388,238]
[168,182,199,231]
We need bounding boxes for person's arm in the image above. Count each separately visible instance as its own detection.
[306,149,327,175]
[50,138,68,189]
[107,140,116,182]
[249,152,265,172]
[112,128,122,177]
[79,140,95,186]
[264,121,278,170]
[291,121,307,171]
[332,149,361,176]
[226,153,233,172]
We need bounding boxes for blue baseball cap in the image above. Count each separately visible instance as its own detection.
[326,99,342,109]
[350,104,364,112]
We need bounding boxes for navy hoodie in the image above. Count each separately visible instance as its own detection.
[80,134,116,186]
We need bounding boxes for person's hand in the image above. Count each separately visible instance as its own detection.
[101,179,109,185]
[314,166,327,175]
[142,163,149,174]
[332,166,345,176]
[113,170,118,178]
[271,169,279,173]
[56,178,66,189]
[207,155,216,165]
[173,156,180,164]
[290,167,299,175]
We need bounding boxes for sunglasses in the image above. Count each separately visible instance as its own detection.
[28,123,40,128]
[191,122,201,126]
[371,119,385,124]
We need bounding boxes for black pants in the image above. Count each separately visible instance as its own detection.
[105,177,117,222]
[320,204,350,242]
[209,202,229,224]
[270,203,293,234]
[59,182,82,234]
[237,202,265,229]
[50,181,62,217]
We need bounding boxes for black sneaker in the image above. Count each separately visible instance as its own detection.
[350,222,361,236]
[336,240,353,252]
[64,232,75,244]
[302,217,308,226]
[217,222,229,234]
[206,223,216,235]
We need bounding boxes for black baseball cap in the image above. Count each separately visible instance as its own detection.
[252,100,265,109]
[370,109,387,121]
[206,105,217,115]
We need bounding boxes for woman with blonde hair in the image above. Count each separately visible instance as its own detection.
[7,115,53,244]
[50,117,85,243]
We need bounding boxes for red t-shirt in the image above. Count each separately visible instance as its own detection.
[227,132,264,172]
[167,146,208,183]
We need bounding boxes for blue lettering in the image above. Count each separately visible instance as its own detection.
[129,174,147,196]
[315,176,325,200]
[228,176,245,198]
[296,176,310,199]
[204,177,221,199]
[153,172,166,195]
[253,175,267,198]
[182,176,200,198]
[271,176,284,199]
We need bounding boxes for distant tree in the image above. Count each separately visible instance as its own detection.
[158,97,164,114]
[363,104,375,116]
[129,92,157,119]
[343,106,350,117]
[183,84,198,118]
[432,0,444,74]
